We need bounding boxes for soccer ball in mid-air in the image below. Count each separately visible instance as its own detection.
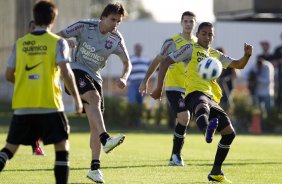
[198,57,222,80]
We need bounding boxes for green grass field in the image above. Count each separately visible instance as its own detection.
[0,131,282,184]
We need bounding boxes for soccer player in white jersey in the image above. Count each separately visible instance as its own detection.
[57,3,132,183]
[151,22,253,183]
[139,11,197,166]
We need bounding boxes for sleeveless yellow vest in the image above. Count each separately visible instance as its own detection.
[185,43,222,103]
[164,34,196,91]
[13,32,64,109]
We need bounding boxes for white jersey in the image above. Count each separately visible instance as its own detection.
[61,19,130,85]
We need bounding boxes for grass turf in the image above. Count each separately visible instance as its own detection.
[0,132,282,183]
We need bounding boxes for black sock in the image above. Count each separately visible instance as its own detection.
[172,123,187,155]
[100,132,110,146]
[54,151,69,184]
[0,148,13,172]
[31,142,37,149]
[91,159,100,170]
[211,133,235,175]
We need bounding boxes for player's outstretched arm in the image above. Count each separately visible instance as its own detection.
[229,43,253,69]
[59,62,83,113]
[116,59,132,89]
[150,56,174,100]
[139,55,163,96]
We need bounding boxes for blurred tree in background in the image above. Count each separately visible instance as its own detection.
[90,0,154,20]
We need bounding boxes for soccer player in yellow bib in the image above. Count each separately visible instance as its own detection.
[0,1,83,183]
[151,22,253,183]
[139,11,197,167]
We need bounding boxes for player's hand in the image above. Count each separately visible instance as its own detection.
[150,87,162,100]
[74,98,83,114]
[244,43,253,58]
[139,80,148,96]
[67,39,76,48]
[116,77,127,89]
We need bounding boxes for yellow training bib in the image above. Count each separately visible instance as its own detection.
[13,32,64,109]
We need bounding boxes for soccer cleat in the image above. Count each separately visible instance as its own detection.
[33,147,45,156]
[208,172,232,183]
[168,154,185,166]
[86,169,105,183]
[103,134,125,154]
[205,118,218,143]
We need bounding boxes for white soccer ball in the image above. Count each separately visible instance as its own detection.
[198,57,222,80]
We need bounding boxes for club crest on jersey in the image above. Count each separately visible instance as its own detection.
[105,40,113,50]
[79,78,86,88]
[178,99,185,108]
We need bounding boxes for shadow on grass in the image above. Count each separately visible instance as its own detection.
[4,160,281,172]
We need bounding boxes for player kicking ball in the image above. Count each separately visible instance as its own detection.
[57,2,132,183]
[151,22,253,183]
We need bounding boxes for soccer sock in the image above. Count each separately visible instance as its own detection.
[100,132,110,146]
[31,142,37,149]
[211,133,235,175]
[91,159,100,170]
[195,107,210,134]
[0,148,13,172]
[172,123,187,155]
[54,151,69,184]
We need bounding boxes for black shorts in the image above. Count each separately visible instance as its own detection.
[185,91,231,131]
[166,91,187,116]
[6,112,69,145]
[65,69,104,113]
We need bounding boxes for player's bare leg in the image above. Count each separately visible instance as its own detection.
[82,91,107,134]
[82,90,124,183]
[82,90,125,152]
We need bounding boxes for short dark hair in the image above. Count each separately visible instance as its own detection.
[100,2,128,19]
[216,47,225,54]
[197,22,213,32]
[181,11,196,22]
[33,1,58,26]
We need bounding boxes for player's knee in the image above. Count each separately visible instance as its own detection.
[55,139,69,151]
[83,91,101,105]
[220,132,236,145]
[195,103,209,117]
[177,111,190,125]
